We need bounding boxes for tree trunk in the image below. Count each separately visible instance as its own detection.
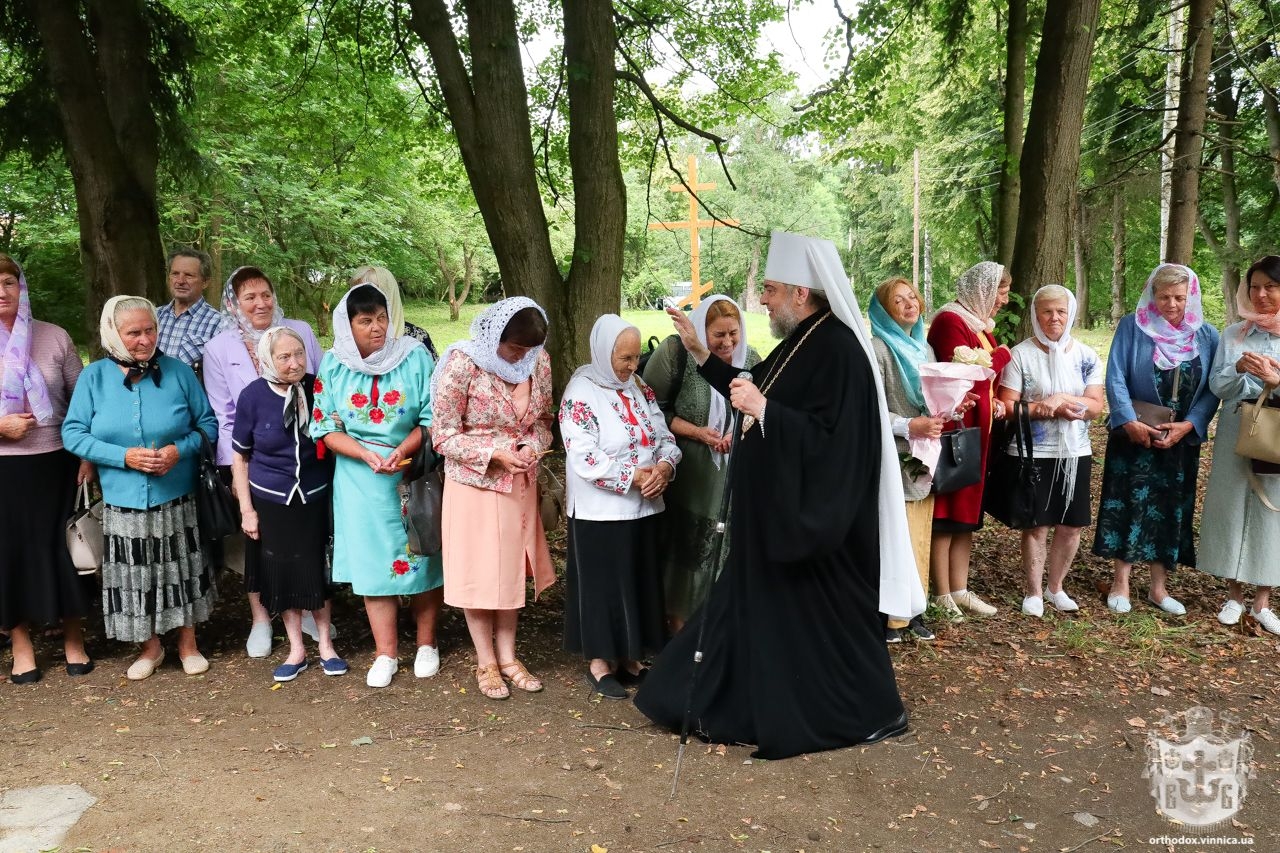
[1164,0,1214,264]
[1213,33,1242,318]
[1110,187,1126,325]
[1009,0,1102,327]
[1258,40,1280,200]
[1160,4,1186,251]
[995,0,1027,269]
[407,0,622,391]
[435,246,460,321]
[1073,194,1091,329]
[450,246,476,322]
[27,0,168,341]
[743,242,763,314]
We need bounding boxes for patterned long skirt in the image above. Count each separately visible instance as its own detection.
[101,493,217,642]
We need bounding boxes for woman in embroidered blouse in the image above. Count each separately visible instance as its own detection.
[349,264,439,360]
[432,298,555,700]
[1198,256,1280,635]
[926,261,1012,620]
[202,266,322,659]
[560,314,682,700]
[231,327,343,683]
[1093,264,1219,616]
[63,297,219,680]
[311,284,442,688]
[642,296,760,634]
[0,254,94,683]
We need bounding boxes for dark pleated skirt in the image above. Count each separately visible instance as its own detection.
[1022,456,1093,529]
[563,514,666,661]
[251,494,331,613]
[0,450,89,629]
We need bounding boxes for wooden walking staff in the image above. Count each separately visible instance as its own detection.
[649,155,739,309]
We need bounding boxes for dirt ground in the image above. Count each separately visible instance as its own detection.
[5,429,1278,853]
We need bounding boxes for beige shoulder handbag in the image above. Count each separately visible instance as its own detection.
[66,482,104,575]
[1234,382,1280,512]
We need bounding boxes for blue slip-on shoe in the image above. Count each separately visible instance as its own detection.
[320,656,348,677]
[273,659,309,682]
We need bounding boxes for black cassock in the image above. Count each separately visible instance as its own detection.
[634,309,906,760]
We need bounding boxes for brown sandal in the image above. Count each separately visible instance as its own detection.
[475,663,509,700]
[498,659,544,693]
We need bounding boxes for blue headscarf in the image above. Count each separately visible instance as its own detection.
[869,294,929,411]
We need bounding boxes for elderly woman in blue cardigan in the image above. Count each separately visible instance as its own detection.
[1093,264,1219,615]
[63,297,220,680]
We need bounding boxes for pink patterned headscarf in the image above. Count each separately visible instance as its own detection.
[1236,261,1280,339]
[1134,263,1203,370]
[0,260,54,422]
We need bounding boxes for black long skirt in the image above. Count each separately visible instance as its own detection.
[0,450,89,629]
[563,514,666,661]
[250,495,331,613]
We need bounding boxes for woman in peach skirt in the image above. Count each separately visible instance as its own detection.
[432,298,555,700]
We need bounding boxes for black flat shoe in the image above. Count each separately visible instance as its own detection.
[66,660,95,677]
[615,666,649,686]
[857,710,909,745]
[585,671,628,700]
[10,668,42,685]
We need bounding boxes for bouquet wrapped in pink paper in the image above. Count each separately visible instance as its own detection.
[908,361,997,480]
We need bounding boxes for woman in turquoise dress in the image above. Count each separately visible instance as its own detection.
[311,284,443,688]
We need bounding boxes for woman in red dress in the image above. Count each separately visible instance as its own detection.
[926,261,1012,619]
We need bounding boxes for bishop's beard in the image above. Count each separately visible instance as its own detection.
[768,301,800,339]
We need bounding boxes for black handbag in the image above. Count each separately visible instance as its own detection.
[983,401,1040,529]
[932,426,981,495]
[195,430,240,543]
[403,426,445,556]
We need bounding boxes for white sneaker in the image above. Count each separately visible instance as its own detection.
[1218,599,1245,626]
[1249,607,1280,636]
[413,645,440,678]
[931,594,964,621]
[300,611,337,642]
[246,621,273,658]
[366,655,399,688]
[1106,594,1131,614]
[952,590,998,617]
[1021,596,1044,617]
[1147,594,1187,616]
[1044,588,1079,612]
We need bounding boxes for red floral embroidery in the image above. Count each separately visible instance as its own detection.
[392,559,411,575]
[382,390,402,406]
[369,407,385,424]
[641,383,657,403]
[312,407,323,422]
[350,392,369,408]
[313,378,324,394]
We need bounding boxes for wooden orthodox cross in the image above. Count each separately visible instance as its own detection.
[648,155,738,308]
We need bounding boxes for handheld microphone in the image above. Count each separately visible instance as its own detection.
[735,370,754,381]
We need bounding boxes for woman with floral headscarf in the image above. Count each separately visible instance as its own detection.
[312,284,441,687]
[431,297,555,700]
[1093,264,1219,616]
[1198,256,1280,635]
[996,285,1105,617]
[203,266,323,658]
[63,296,219,679]
[926,261,1012,620]
[560,315,681,700]
[0,254,94,683]
[230,326,342,683]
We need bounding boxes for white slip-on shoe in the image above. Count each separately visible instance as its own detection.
[301,611,337,642]
[126,649,165,681]
[1217,599,1245,626]
[181,653,210,675]
[1021,596,1044,617]
[413,645,440,678]
[952,590,998,617]
[1106,594,1131,614]
[1044,588,1080,612]
[1249,607,1280,636]
[246,621,273,658]
[1147,594,1187,616]
[366,655,399,688]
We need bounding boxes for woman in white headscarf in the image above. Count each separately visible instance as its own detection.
[431,297,556,700]
[926,261,1013,621]
[642,295,761,633]
[63,296,219,680]
[996,285,1105,617]
[559,315,682,700]
[311,284,441,688]
[348,265,439,359]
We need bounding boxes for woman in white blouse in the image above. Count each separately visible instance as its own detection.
[559,315,682,700]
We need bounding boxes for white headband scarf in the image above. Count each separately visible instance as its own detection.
[329,285,421,376]
[1029,285,1081,511]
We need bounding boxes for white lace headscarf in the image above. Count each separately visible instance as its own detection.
[256,326,311,437]
[220,266,284,348]
[432,297,547,398]
[329,285,421,376]
[937,261,1005,334]
[1029,284,1081,510]
[690,295,748,469]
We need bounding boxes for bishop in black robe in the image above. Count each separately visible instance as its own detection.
[634,306,908,760]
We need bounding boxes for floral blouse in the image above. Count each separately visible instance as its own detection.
[558,373,682,521]
[431,349,554,492]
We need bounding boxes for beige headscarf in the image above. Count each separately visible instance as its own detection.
[936,261,1005,334]
[99,296,163,388]
[350,265,407,338]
